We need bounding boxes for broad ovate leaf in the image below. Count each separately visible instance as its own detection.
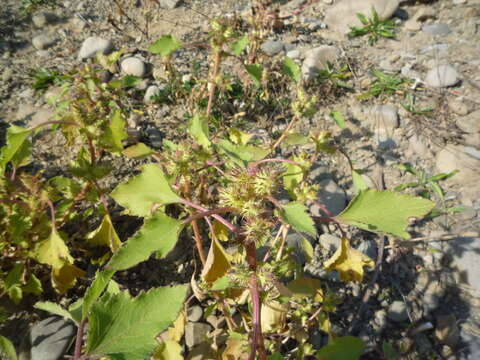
[87,214,122,252]
[107,212,183,271]
[201,236,232,283]
[86,285,188,360]
[317,336,365,360]
[261,300,288,332]
[280,202,316,236]
[103,108,127,153]
[122,143,155,159]
[217,139,269,168]
[231,35,248,56]
[211,220,229,242]
[286,277,323,301]
[34,301,76,324]
[82,270,115,320]
[35,228,73,270]
[111,164,181,217]
[0,125,32,175]
[52,261,86,294]
[153,340,183,360]
[337,189,435,239]
[188,114,210,148]
[324,238,374,282]
[352,169,369,192]
[245,64,262,87]
[283,56,301,83]
[149,35,182,56]
[0,335,17,360]
[228,128,254,145]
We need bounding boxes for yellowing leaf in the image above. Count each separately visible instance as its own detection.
[261,301,288,332]
[286,277,323,301]
[153,340,183,360]
[36,228,73,270]
[222,337,249,360]
[324,238,374,282]
[317,336,365,360]
[87,215,121,252]
[167,311,185,342]
[211,220,229,242]
[52,261,86,294]
[201,237,231,283]
[228,128,254,145]
[122,143,155,159]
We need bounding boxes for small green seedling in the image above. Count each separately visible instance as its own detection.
[349,7,397,45]
[360,69,411,99]
[31,68,62,92]
[401,93,435,116]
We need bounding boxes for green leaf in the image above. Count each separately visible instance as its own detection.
[107,212,183,271]
[121,75,142,88]
[5,263,23,290]
[268,352,284,360]
[382,340,399,360]
[0,125,32,175]
[35,228,73,270]
[122,143,155,159]
[188,114,210,148]
[153,340,183,360]
[330,111,346,129]
[231,35,248,56]
[317,336,365,360]
[23,274,43,296]
[0,335,17,360]
[245,64,262,87]
[284,133,308,146]
[337,189,435,239]
[34,301,76,323]
[352,169,369,192]
[283,56,301,82]
[217,139,269,168]
[87,214,122,252]
[82,270,115,320]
[280,202,316,236]
[68,299,84,324]
[282,162,304,199]
[86,285,188,360]
[103,109,127,153]
[111,164,181,217]
[149,35,182,56]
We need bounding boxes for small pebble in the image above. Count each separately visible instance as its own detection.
[121,57,146,77]
[32,34,56,50]
[78,37,113,60]
[422,23,452,36]
[425,65,458,88]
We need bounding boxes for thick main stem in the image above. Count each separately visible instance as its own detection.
[245,241,267,360]
[206,51,221,117]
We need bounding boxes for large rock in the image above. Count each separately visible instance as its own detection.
[78,37,113,60]
[435,145,480,183]
[447,235,480,295]
[324,0,399,35]
[25,317,76,360]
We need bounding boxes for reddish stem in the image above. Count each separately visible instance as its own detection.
[73,319,86,360]
[180,199,240,233]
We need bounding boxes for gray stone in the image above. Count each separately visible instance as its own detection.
[422,23,452,36]
[311,179,347,216]
[425,65,459,88]
[319,233,341,252]
[456,110,480,134]
[78,37,113,60]
[365,104,399,148]
[32,34,56,50]
[302,46,340,80]
[387,301,409,322]
[324,0,399,35]
[2,68,13,82]
[464,146,480,160]
[447,236,480,293]
[460,328,480,360]
[29,317,75,360]
[121,57,146,77]
[144,85,161,104]
[185,322,212,348]
[448,99,469,116]
[357,239,378,260]
[159,0,181,9]
[285,231,313,265]
[435,145,480,183]
[261,40,284,56]
[187,305,203,322]
[408,135,428,155]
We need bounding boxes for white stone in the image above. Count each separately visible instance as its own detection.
[404,19,422,32]
[32,34,56,50]
[144,85,161,104]
[121,57,146,77]
[425,65,458,88]
[78,37,113,60]
[32,12,49,27]
[324,0,400,35]
[159,0,181,9]
[302,46,340,80]
[286,49,301,59]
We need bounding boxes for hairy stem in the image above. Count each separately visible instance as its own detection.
[206,51,222,117]
[191,219,207,266]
